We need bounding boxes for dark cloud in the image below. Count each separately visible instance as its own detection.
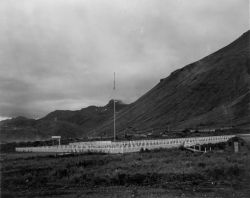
[0,0,249,119]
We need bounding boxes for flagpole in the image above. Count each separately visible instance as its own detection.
[113,72,116,141]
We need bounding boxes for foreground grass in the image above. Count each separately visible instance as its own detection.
[1,148,250,197]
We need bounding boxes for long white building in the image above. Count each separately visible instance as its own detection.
[16,135,235,154]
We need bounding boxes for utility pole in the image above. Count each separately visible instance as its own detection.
[113,72,116,141]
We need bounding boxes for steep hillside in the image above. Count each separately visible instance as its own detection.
[96,31,250,136]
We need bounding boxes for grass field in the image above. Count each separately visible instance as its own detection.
[1,146,250,197]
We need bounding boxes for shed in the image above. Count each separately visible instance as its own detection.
[226,137,249,153]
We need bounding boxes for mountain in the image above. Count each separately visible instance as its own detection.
[39,99,126,132]
[1,31,249,142]
[95,31,250,136]
[0,100,127,142]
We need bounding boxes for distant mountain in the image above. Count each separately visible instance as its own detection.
[0,100,127,142]
[95,31,250,136]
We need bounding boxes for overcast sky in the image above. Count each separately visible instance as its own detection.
[0,0,249,120]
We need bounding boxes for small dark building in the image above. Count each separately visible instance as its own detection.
[226,137,248,153]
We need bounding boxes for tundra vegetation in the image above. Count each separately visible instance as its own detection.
[1,142,250,197]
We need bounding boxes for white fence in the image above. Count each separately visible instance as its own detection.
[16,135,235,154]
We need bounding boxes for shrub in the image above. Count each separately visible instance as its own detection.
[127,173,146,185]
[56,168,69,178]
[198,162,206,168]
[226,165,241,177]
